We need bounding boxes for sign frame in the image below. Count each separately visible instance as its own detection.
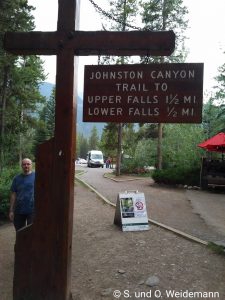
[114,191,149,232]
[83,63,204,123]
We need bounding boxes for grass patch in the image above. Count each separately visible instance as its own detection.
[207,242,225,256]
[133,171,152,178]
[103,172,116,179]
[75,170,85,176]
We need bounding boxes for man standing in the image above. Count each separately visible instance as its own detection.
[9,158,35,231]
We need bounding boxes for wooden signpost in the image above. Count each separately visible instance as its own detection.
[4,1,175,299]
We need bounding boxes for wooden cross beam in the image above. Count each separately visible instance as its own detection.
[4,1,175,299]
[5,30,175,56]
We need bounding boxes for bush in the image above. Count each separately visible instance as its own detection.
[120,158,138,174]
[120,158,152,175]
[152,166,201,186]
[0,166,20,221]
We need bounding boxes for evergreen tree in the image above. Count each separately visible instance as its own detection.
[45,88,55,137]
[88,126,99,150]
[99,0,139,175]
[0,0,46,168]
[212,52,225,132]
[140,0,188,169]
[202,97,222,137]
[100,123,136,159]
[77,133,89,159]
[214,53,225,104]
[140,0,188,63]
[162,124,204,169]
[34,87,55,151]
[99,123,118,158]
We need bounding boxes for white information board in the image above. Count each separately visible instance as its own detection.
[114,191,149,232]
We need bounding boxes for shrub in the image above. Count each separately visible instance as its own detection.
[0,166,20,221]
[152,166,201,186]
[134,139,157,167]
[120,158,138,174]
[120,158,152,175]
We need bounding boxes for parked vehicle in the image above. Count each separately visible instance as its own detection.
[76,158,87,165]
[87,150,104,168]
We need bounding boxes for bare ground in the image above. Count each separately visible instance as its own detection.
[1,181,225,300]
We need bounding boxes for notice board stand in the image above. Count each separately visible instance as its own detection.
[114,190,149,232]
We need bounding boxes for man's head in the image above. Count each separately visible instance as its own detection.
[21,158,32,175]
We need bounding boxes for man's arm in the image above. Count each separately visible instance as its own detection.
[9,192,16,221]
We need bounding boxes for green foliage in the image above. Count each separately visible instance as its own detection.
[149,125,204,185]
[99,123,138,161]
[45,88,55,135]
[138,0,189,169]
[209,52,225,133]
[34,87,55,151]
[99,123,118,158]
[120,158,138,174]
[122,124,138,156]
[0,56,45,166]
[119,123,205,185]
[202,92,225,136]
[214,53,225,104]
[152,165,200,186]
[0,166,20,221]
[109,0,138,30]
[162,124,204,169]
[76,126,102,159]
[0,0,46,169]
[202,97,220,137]
[88,126,99,150]
[207,242,225,256]
[76,133,89,159]
[102,0,139,65]
[140,0,188,63]
[134,138,157,167]
[121,157,153,175]
[137,124,159,140]
[121,137,156,174]
[0,0,35,33]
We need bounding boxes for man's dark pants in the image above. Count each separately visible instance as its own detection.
[14,213,34,231]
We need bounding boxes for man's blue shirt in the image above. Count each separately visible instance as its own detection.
[11,172,35,214]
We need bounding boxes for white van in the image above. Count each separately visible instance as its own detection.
[87,150,104,168]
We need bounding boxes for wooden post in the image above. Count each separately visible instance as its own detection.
[4,1,175,299]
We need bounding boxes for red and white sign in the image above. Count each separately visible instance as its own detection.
[114,191,149,232]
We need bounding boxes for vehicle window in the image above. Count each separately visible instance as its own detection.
[92,154,102,159]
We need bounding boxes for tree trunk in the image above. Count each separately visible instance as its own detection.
[0,66,9,170]
[115,1,127,176]
[156,0,166,171]
[157,123,163,170]
[116,123,122,176]
[19,106,24,165]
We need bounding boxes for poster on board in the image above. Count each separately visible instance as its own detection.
[114,191,149,232]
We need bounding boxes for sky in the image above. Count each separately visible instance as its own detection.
[28,0,225,97]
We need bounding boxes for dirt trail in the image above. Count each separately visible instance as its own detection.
[1,182,225,300]
[79,166,225,244]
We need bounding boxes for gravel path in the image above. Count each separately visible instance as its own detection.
[0,170,225,300]
[78,166,225,244]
